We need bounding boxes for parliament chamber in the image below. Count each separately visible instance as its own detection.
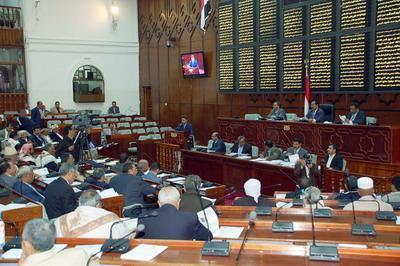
[0,0,399,265]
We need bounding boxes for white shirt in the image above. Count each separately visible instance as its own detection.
[350,111,359,121]
[326,154,335,168]
[238,145,244,155]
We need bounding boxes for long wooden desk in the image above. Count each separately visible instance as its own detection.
[1,238,400,265]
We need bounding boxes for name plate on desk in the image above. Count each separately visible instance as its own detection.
[170,132,177,138]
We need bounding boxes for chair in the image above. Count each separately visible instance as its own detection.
[342,159,347,171]
[107,117,119,122]
[67,113,77,118]
[366,116,377,125]
[134,116,147,121]
[147,127,159,133]
[160,126,173,132]
[319,104,335,123]
[244,114,261,120]
[54,114,67,119]
[63,120,73,125]
[131,122,143,127]
[133,128,146,134]
[47,120,62,127]
[311,154,318,164]
[118,129,132,135]
[117,122,130,128]
[150,134,162,140]
[120,117,132,122]
[225,143,234,153]
[286,113,298,120]
[251,146,259,157]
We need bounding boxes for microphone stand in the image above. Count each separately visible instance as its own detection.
[350,198,376,236]
[236,211,256,263]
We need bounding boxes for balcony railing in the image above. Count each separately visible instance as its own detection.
[0,5,21,29]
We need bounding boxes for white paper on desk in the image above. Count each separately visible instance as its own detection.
[166,177,185,184]
[86,169,94,175]
[97,188,119,199]
[105,160,118,166]
[94,159,107,164]
[276,202,293,208]
[2,244,67,259]
[73,187,82,193]
[197,207,219,236]
[157,173,171,178]
[214,226,244,239]
[201,196,216,205]
[33,167,49,176]
[339,115,346,123]
[0,203,27,212]
[288,154,300,164]
[42,176,59,184]
[251,158,265,162]
[236,156,251,160]
[396,216,400,225]
[71,181,81,186]
[121,244,168,261]
[337,243,367,249]
[275,193,286,199]
[280,161,295,168]
[226,153,238,157]
[206,150,215,153]
[75,245,103,258]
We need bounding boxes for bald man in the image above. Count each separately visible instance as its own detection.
[138,187,212,240]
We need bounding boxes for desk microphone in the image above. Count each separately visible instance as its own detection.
[386,194,400,210]
[350,198,376,236]
[108,211,158,238]
[196,186,230,257]
[313,198,332,218]
[236,211,257,262]
[307,197,339,261]
[272,200,294,232]
[374,198,397,221]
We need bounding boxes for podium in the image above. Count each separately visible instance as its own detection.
[164,130,189,149]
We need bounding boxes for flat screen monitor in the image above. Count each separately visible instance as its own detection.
[181,51,206,78]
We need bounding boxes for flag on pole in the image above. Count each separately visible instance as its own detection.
[304,59,311,117]
[200,0,211,31]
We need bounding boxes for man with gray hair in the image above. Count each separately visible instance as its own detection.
[136,159,150,176]
[303,186,329,209]
[44,163,78,219]
[138,186,212,240]
[53,190,132,238]
[179,175,213,213]
[13,165,45,203]
[19,218,88,266]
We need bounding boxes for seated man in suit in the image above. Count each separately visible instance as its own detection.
[112,153,130,173]
[0,161,18,188]
[29,126,45,147]
[136,159,150,176]
[266,101,287,120]
[259,140,282,160]
[285,138,308,159]
[54,190,133,238]
[175,115,194,136]
[345,101,366,125]
[343,177,393,211]
[49,101,64,114]
[139,186,212,240]
[294,153,321,187]
[110,162,155,207]
[382,176,400,204]
[142,162,161,184]
[55,126,77,160]
[85,168,110,189]
[334,175,360,201]
[233,178,274,206]
[209,132,226,154]
[230,136,252,156]
[325,144,343,171]
[108,101,120,114]
[44,163,78,219]
[180,175,213,213]
[0,122,14,141]
[49,125,63,142]
[13,166,45,203]
[19,219,89,266]
[306,99,325,123]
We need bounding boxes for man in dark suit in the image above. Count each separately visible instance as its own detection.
[55,126,77,160]
[230,136,252,155]
[29,126,45,147]
[15,113,35,134]
[209,132,226,154]
[44,163,78,219]
[334,175,360,201]
[179,175,213,213]
[112,153,130,173]
[49,125,64,142]
[109,162,155,206]
[324,144,344,171]
[13,166,45,203]
[31,101,45,128]
[139,186,212,240]
[175,115,194,136]
[294,153,321,187]
[107,101,120,114]
[285,138,308,159]
[346,101,366,125]
[233,178,275,207]
[259,140,282,160]
[306,100,325,123]
[266,101,287,120]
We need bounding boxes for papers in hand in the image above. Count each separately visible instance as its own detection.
[214,226,244,239]
[2,244,67,259]
[33,168,49,177]
[42,176,59,184]
[339,115,346,123]
[197,207,219,236]
[288,154,300,164]
[121,244,168,261]
[97,188,119,199]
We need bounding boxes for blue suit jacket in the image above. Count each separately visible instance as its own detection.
[175,123,194,135]
[306,108,325,123]
[210,139,226,153]
[138,204,212,240]
[346,111,366,125]
[18,116,35,134]
[30,107,41,127]
[13,181,45,203]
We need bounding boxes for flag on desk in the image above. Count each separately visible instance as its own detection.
[200,0,212,31]
[304,60,311,116]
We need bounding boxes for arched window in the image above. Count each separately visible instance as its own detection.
[73,65,105,102]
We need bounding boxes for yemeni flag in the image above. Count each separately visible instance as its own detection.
[304,60,311,116]
[200,0,211,31]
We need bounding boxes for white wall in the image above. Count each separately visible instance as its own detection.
[20,0,139,114]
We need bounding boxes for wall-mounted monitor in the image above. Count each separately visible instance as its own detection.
[181,51,206,78]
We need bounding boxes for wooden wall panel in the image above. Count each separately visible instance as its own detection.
[138,0,400,146]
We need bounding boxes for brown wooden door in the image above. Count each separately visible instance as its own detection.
[141,86,152,119]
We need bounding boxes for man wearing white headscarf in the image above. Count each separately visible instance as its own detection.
[233,178,274,206]
[343,177,393,211]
